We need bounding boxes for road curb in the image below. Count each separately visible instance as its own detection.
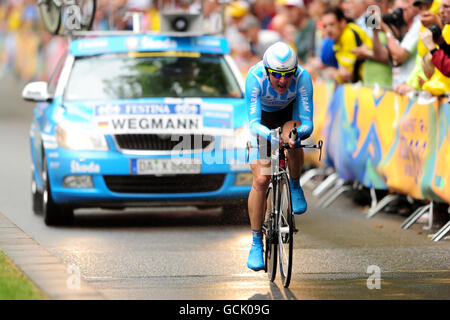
[0,211,105,300]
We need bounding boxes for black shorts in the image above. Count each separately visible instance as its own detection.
[257,100,295,159]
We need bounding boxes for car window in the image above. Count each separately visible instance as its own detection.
[64,52,243,100]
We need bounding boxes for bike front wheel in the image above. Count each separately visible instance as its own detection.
[74,0,96,31]
[278,173,294,288]
[263,183,277,282]
[39,0,62,34]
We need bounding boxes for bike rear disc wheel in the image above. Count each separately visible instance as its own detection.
[39,0,61,34]
[278,174,294,288]
[263,183,277,282]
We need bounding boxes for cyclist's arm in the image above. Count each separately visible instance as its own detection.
[295,69,314,139]
[245,71,271,140]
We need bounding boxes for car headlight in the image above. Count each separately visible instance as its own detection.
[219,126,250,149]
[55,123,108,151]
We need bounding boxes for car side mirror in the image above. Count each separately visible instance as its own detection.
[22,81,52,102]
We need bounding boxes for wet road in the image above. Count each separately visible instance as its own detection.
[0,76,449,300]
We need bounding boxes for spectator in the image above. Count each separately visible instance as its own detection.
[304,37,339,81]
[126,0,151,12]
[268,12,297,50]
[294,0,317,64]
[238,14,282,58]
[110,0,130,30]
[342,0,373,36]
[322,6,372,83]
[372,0,420,90]
[224,1,256,75]
[277,0,305,26]
[203,0,223,33]
[274,0,317,63]
[421,51,435,79]
[420,0,450,76]
[15,8,39,82]
[93,0,114,30]
[6,0,24,32]
[320,38,339,69]
[252,0,276,29]
[299,0,331,80]
[352,0,394,87]
[396,0,442,94]
[417,0,443,28]
[307,0,326,21]
[22,0,38,26]
[269,11,290,35]
[225,0,249,54]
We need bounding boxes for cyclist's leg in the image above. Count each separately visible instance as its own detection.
[247,159,271,271]
[248,159,271,230]
[282,120,307,214]
[248,112,274,231]
[247,107,284,270]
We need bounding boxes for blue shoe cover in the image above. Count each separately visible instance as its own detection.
[247,240,264,271]
[290,180,307,214]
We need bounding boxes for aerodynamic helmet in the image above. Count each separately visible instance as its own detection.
[263,41,298,72]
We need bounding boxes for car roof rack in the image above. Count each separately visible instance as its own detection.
[64,29,222,39]
[64,0,231,40]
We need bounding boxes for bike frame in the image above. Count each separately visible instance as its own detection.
[268,129,290,238]
[266,127,323,232]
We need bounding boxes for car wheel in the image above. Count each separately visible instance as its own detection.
[42,155,73,226]
[31,169,43,215]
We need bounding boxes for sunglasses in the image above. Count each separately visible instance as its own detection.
[266,67,297,79]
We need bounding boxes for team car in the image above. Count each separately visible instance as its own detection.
[22,32,252,225]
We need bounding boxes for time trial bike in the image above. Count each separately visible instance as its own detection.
[248,124,322,288]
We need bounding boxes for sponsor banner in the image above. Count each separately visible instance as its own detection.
[312,81,450,204]
[431,102,450,203]
[380,97,438,199]
[304,81,334,167]
[93,101,233,135]
[322,85,388,188]
[71,35,230,57]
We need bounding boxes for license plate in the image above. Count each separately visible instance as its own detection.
[131,158,201,175]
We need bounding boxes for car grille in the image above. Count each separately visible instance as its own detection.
[103,174,226,194]
[114,134,214,151]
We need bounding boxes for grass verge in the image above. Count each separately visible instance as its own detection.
[0,250,48,300]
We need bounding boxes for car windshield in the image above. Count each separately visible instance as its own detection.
[64,52,243,100]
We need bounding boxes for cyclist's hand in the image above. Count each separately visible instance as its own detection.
[297,124,312,140]
[287,124,312,148]
[287,124,300,148]
[288,135,302,148]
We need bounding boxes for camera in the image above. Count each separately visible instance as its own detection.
[382,8,406,30]
[428,24,442,42]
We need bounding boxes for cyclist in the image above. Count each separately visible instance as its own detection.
[245,41,314,271]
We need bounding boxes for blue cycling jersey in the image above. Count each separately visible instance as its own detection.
[245,61,314,141]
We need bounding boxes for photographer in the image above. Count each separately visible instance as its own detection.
[372,0,421,88]
[420,0,450,77]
